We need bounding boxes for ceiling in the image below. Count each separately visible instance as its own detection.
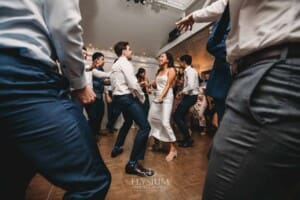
[79,0,206,57]
[150,0,196,10]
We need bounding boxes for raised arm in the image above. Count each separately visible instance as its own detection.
[92,69,110,79]
[176,0,227,31]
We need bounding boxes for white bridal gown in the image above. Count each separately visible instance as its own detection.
[149,73,176,142]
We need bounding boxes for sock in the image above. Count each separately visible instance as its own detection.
[113,146,120,151]
[128,160,137,167]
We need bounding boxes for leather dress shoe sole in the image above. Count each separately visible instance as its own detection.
[125,164,155,177]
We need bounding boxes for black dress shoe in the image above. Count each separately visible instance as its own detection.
[125,163,154,177]
[111,148,123,157]
[137,163,154,176]
[178,139,194,148]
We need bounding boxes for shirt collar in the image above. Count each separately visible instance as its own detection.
[184,66,192,72]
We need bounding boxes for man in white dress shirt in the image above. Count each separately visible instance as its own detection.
[110,41,154,177]
[84,52,110,136]
[177,0,300,199]
[174,54,199,148]
[0,0,111,199]
[0,0,111,200]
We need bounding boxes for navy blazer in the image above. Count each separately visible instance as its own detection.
[205,5,233,99]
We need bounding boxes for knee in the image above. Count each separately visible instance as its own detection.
[123,120,133,128]
[104,170,112,189]
[140,122,151,133]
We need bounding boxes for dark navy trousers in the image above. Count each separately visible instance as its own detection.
[0,54,111,200]
[174,95,198,141]
[85,97,105,136]
[112,94,151,161]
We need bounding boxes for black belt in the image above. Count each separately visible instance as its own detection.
[113,94,132,98]
[237,42,300,73]
[0,48,58,72]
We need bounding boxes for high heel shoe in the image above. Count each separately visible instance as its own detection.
[166,151,178,162]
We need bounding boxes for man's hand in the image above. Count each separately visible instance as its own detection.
[103,78,110,85]
[176,91,183,100]
[176,14,195,31]
[74,86,96,105]
[140,81,146,87]
[105,94,112,104]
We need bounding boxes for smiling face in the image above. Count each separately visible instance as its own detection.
[93,56,105,68]
[159,53,169,67]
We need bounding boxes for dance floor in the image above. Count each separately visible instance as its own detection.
[26,128,212,200]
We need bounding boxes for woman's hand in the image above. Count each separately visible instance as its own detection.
[153,97,163,104]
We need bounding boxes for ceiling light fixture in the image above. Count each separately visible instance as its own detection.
[126,0,169,12]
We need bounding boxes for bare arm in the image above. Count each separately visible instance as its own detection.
[144,78,152,94]
[151,80,157,89]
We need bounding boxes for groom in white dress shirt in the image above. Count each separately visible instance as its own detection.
[109,41,154,177]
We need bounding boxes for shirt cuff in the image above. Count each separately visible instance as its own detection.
[192,11,202,22]
[69,75,87,90]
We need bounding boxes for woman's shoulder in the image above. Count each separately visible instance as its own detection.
[167,67,176,75]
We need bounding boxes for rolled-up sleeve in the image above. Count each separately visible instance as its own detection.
[44,0,86,89]
[192,0,227,22]
[92,69,110,79]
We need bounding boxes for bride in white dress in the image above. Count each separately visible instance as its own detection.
[149,52,177,162]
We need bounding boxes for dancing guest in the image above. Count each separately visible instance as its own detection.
[85,52,110,136]
[174,55,199,148]
[110,41,154,177]
[136,67,151,116]
[148,52,177,162]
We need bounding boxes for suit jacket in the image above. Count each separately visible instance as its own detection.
[205,5,232,99]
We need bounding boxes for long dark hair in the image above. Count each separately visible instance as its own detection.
[156,52,174,76]
[136,67,146,81]
[165,52,174,68]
